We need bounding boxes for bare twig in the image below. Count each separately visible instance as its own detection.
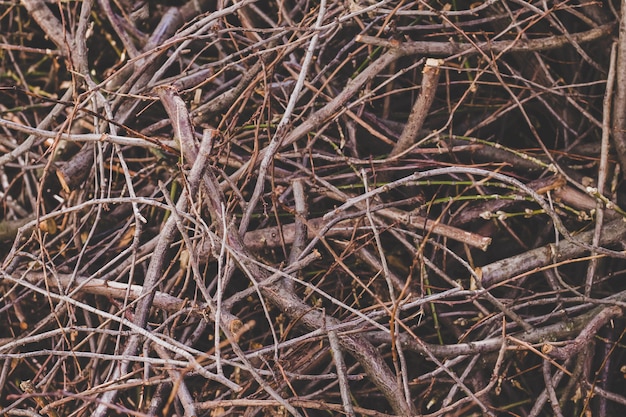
[389,58,443,158]
[327,328,356,417]
[586,42,617,296]
[357,23,614,56]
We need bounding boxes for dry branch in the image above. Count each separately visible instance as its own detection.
[389,58,443,158]
[3,1,626,416]
[357,23,614,56]
[613,5,626,178]
[480,218,626,288]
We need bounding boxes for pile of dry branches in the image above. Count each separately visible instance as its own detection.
[2,0,626,416]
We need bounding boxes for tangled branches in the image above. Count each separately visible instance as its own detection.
[2,0,626,416]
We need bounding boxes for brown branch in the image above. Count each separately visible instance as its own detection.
[544,305,622,361]
[368,295,626,359]
[91,107,216,417]
[20,0,71,57]
[613,5,626,178]
[357,23,614,56]
[480,218,626,288]
[389,58,443,158]
[199,209,491,259]
[228,48,405,182]
[542,358,566,417]
[196,398,396,417]
[21,272,193,316]
[586,43,618,295]
[212,187,418,413]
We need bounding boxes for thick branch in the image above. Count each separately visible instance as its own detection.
[357,23,614,57]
